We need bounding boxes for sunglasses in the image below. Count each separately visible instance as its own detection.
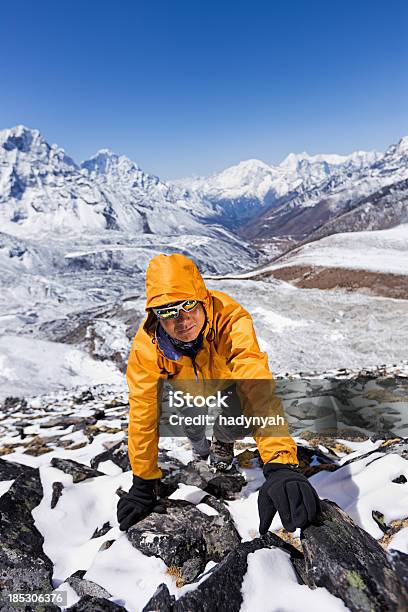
[152,299,199,320]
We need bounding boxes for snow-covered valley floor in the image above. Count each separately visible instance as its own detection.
[1,269,408,402]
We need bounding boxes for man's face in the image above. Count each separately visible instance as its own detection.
[158,301,206,342]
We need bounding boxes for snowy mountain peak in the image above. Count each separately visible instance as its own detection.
[381,136,408,163]
[279,151,351,168]
[279,152,311,167]
[81,149,139,177]
[0,124,77,171]
[0,124,43,153]
[279,151,381,169]
[396,136,408,154]
[213,158,275,185]
[279,150,379,169]
[81,150,163,192]
[233,158,273,172]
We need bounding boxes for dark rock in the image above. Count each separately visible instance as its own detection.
[91,521,112,539]
[103,398,128,408]
[142,583,175,612]
[204,471,246,500]
[3,396,27,411]
[157,464,201,499]
[71,418,97,432]
[94,409,106,420]
[300,499,407,611]
[341,438,408,467]
[50,458,104,483]
[66,571,112,599]
[388,549,408,595]
[99,540,115,552]
[158,460,246,501]
[67,595,125,611]
[297,443,338,467]
[41,416,95,429]
[0,469,54,596]
[371,431,401,442]
[392,474,407,484]
[127,499,241,581]
[69,570,87,580]
[179,557,206,583]
[0,457,38,481]
[157,450,189,497]
[16,425,27,439]
[199,495,232,519]
[91,440,130,472]
[174,533,302,611]
[372,510,388,534]
[0,604,59,612]
[73,390,95,404]
[51,481,64,508]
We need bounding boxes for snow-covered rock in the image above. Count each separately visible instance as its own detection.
[0,386,407,612]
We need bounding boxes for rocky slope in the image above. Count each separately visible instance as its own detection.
[0,376,407,611]
[246,224,408,299]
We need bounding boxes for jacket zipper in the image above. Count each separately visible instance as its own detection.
[191,356,199,381]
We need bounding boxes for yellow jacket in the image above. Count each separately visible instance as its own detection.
[126,253,298,479]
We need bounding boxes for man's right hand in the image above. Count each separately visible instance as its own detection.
[117,475,165,531]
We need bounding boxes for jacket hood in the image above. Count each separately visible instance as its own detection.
[143,253,214,339]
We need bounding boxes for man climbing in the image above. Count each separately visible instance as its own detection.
[117,253,320,534]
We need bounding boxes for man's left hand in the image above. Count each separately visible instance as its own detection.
[258,463,321,534]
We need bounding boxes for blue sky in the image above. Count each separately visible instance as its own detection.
[1,0,407,178]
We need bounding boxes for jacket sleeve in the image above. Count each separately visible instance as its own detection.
[223,303,298,466]
[126,327,165,480]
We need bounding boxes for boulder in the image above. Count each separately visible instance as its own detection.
[0,467,54,598]
[67,595,125,611]
[2,396,28,412]
[341,438,408,467]
[91,522,112,539]
[174,533,301,611]
[158,459,246,501]
[300,499,407,611]
[66,569,112,600]
[41,416,95,429]
[90,440,130,472]
[50,458,103,483]
[142,584,175,612]
[388,549,408,594]
[73,390,95,404]
[127,499,241,583]
[0,457,37,480]
[50,481,64,508]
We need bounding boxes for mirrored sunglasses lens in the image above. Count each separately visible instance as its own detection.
[157,308,178,319]
[183,300,198,312]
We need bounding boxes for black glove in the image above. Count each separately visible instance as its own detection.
[258,463,321,534]
[117,475,164,531]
